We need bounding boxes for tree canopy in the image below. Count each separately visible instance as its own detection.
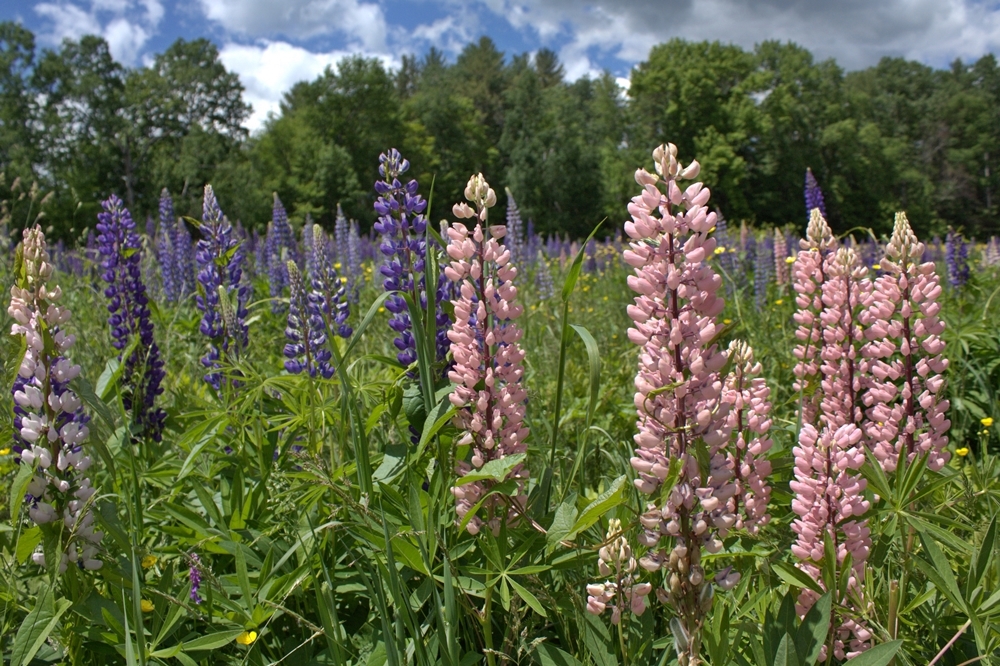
[2,24,999,239]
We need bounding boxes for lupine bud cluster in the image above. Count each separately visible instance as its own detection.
[374,149,451,367]
[616,144,769,666]
[195,186,251,390]
[792,209,837,425]
[96,195,166,440]
[155,189,195,301]
[586,519,652,624]
[983,237,1000,268]
[310,224,353,341]
[446,173,529,536]
[266,194,294,312]
[8,226,103,572]
[860,213,950,472]
[188,553,203,604]
[790,423,872,660]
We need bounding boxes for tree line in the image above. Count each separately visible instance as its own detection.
[2,21,1000,240]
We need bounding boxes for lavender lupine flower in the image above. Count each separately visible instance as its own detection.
[774,227,789,285]
[284,261,334,378]
[792,209,837,425]
[586,519,652,624]
[9,226,103,572]
[374,149,450,367]
[504,187,524,268]
[155,223,179,302]
[266,194,293,313]
[310,224,353,341]
[722,341,773,534]
[616,144,753,666]
[754,234,773,309]
[945,229,969,288]
[804,167,827,221]
[195,186,250,390]
[446,174,529,536]
[534,250,554,300]
[860,213,950,472]
[301,214,315,278]
[334,203,349,264]
[96,196,166,440]
[983,237,1000,268]
[345,219,363,301]
[173,218,196,298]
[791,423,872,660]
[819,247,872,430]
[188,553,203,604]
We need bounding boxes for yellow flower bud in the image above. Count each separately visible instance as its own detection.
[140,600,154,613]
[236,631,258,646]
[141,555,157,569]
[981,417,993,428]
[956,447,969,457]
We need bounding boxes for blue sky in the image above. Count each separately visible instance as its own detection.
[5,0,1000,131]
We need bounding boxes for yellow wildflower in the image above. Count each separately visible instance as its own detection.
[602,296,608,301]
[715,246,726,255]
[873,263,881,270]
[334,262,342,270]
[141,555,157,569]
[0,448,10,456]
[723,319,732,325]
[785,256,795,264]
[140,600,154,613]
[775,299,784,306]
[956,447,969,457]
[378,307,385,313]
[981,417,993,428]
[236,631,258,646]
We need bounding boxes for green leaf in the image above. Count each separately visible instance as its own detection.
[9,461,33,523]
[373,444,408,484]
[182,629,247,651]
[772,633,800,666]
[796,591,831,665]
[13,526,40,565]
[455,454,526,486]
[507,577,547,618]
[545,495,579,554]
[10,586,72,666]
[916,532,966,611]
[567,475,627,539]
[970,514,997,599]
[843,640,902,666]
[536,643,585,666]
[569,324,601,427]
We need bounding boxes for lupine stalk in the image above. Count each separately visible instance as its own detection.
[310,224,353,342]
[790,423,872,660]
[96,195,166,440]
[774,227,789,285]
[504,187,524,268]
[586,519,652,624]
[374,149,450,367]
[792,209,837,425]
[860,213,950,472]
[195,186,250,390]
[617,144,757,666]
[284,261,333,378]
[818,247,872,430]
[534,250,554,300]
[945,229,969,288]
[446,174,529,536]
[982,237,1000,268]
[156,189,180,302]
[754,234,773,308]
[723,340,773,534]
[8,225,103,572]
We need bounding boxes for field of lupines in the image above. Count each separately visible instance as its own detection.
[0,143,999,666]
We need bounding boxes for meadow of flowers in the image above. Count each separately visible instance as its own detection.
[0,144,999,666]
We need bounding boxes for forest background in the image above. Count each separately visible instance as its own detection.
[2,21,1000,241]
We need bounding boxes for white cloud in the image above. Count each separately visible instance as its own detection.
[198,0,388,51]
[33,0,163,64]
[219,39,400,130]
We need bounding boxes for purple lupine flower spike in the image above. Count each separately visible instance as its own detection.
[346,218,363,302]
[945,229,969,288]
[188,553,203,604]
[284,261,333,378]
[96,195,167,440]
[805,167,827,221]
[311,224,353,341]
[373,148,450,368]
[534,249,554,300]
[504,188,524,268]
[195,185,250,390]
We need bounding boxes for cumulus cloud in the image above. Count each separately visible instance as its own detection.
[486,0,1000,72]
[33,0,163,64]
[198,0,389,51]
[219,39,399,130]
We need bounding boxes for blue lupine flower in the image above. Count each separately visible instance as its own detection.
[804,168,827,221]
[301,213,315,278]
[346,218,363,301]
[373,148,450,367]
[754,233,773,309]
[96,195,167,440]
[284,261,334,378]
[945,229,969,288]
[535,250,554,300]
[505,189,524,268]
[195,185,250,390]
